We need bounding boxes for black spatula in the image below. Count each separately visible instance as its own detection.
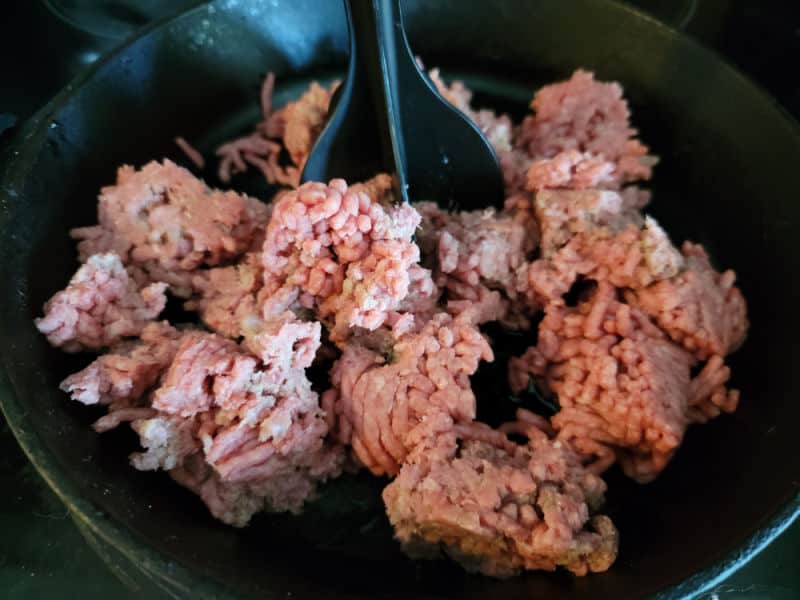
[301,0,504,209]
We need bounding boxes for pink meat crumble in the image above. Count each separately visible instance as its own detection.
[517,69,656,185]
[322,311,493,476]
[37,68,751,578]
[261,176,435,341]
[383,410,617,577]
[71,160,270,297]
[36,253,167,352]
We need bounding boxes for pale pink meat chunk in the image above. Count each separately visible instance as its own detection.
[59,321,183,406]
[517,70,656,185]
[36,253,167,352]
[417,202,536,326]
[129,325,343,525]
[383,413,617,577]
[630,242,749,360]
[527,150,616,191]
[522,217,684,307]
[185,252,264,338]
[323,311,493,476]
[71,160,270,296]
[262,176,433,340]
[282,81,337,168]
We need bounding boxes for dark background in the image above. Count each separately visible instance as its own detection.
[0,1,798,598]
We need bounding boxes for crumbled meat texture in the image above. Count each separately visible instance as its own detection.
[383,415,617,577]
[262,176,435,341]
[533,188,643,258]
[216,72,301,187]
[39,69,751,571]
[522,217,684,307]
[630,242,749,360]
[509,281,739,482]
[36,253,168,352]
[59,321,183,406]
[527,150,616,191]
[71,160,270,297]
[282,81,337,168]
[417,202,536,327]
[322,311,493,476]
[185,252,264,338]
[131,324,343,525]
[516,70,656,185]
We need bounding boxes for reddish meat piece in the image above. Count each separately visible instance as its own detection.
[630,242,748,360]
[60,321,183,406]
[215,72,300,186]
[383,413,617,577]
[509,281,741,482]
[186,252,264,338]
[323,311,493,475]
[170,446,344,527]
[533,187,644,258]
[417,202,536,327]
[36,253,167,352]
[262,177,432,340]
[523,217,683,307]
[283,81,337,168]
[71,160,270,296]
[132,325,342,524]
[517,70,656,184]
[527,150,616,191]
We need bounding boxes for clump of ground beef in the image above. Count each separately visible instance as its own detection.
[37,68,748,578]
[383,410,617,577]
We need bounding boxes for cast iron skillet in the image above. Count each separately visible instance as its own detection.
[1,0,799,598]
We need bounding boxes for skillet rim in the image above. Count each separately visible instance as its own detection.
[1,1,798,598]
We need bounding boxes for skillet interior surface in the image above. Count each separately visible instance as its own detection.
[1,1,799,598]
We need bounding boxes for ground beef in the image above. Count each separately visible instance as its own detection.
[282,81,337,168]
[262,176,433,340]
[523,217,684,307]
[510,280,739,482]
[527,150,616,191]
[132,325,342,525]
[36,253,167,352]
[516,70,656,185]
[71,160,270,297]
[185,252,264,338]
[322,311,493,476]
[37,69,751,574]
[417,202,536,326]
[630,242,749,360]
[383,411,617,577]
[60,321,183,407]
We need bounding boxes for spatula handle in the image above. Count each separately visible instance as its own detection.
[345,0,413,204]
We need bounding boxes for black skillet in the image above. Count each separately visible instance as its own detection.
[1,0,799,598]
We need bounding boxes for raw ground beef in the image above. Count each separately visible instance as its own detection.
[416,202,535,327]
[322,311,493,476]
[216,74,338,187]
[516,69,657,186]
[71,160,270,297]
[36,253,167,352]
[37,68,749,577]
[383,410,617,577]
[261,176,435,341]
[629,242,748,360]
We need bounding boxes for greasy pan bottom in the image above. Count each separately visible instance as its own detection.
[1,1,799,598]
